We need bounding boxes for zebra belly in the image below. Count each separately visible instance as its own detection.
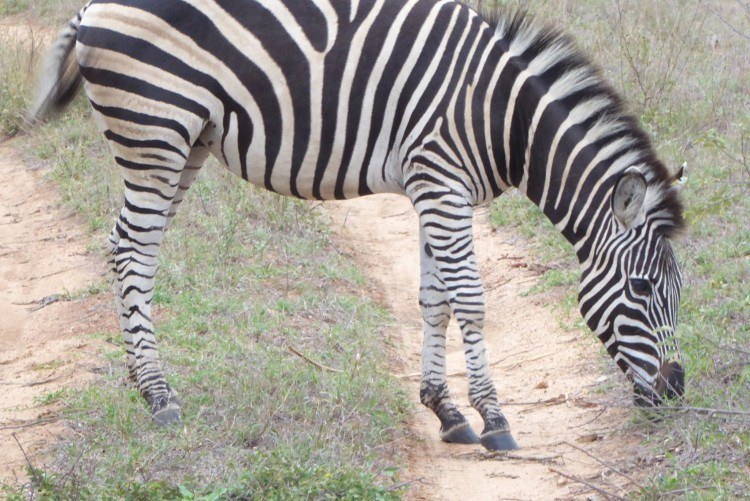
[198,118,405,201]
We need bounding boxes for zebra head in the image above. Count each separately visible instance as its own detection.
[579,166,685,407]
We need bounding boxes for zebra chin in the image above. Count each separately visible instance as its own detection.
[633,361,685,407]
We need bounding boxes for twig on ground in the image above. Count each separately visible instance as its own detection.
[396,347,535,379]
[605,403,750,418]
[253,369,303,443]
[24,374,68,387]
[659,405,750,417]
[453,450,561,464]
[549,467,628,501]
[33,263,90,281]
[563,441,644,491]
[288,346,343,373]
[386,477,425,491]
[505,351,558,371]
[12,294,65,311]
[660,485,713,496]
[12,433,40,484]
[708,5,750,41]
[571,406,609,429]
[0,410,96,431]
[1,415,63,431]
[501,394,568,407]
[518,395,570,415]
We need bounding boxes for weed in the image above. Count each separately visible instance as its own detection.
[32,388,67,407]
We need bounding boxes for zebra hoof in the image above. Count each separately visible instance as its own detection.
[440,421,480,444]
[479,430,519,451]
[152,403,181,425]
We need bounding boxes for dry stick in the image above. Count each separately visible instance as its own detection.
[548,467,628,501]
[658,405,750,417]
[254,369,303,442]
[386,477,425,492]
[23,374,69,387]
[288,346,343,373]
[34,263,90,281]
[504,350,558,371]
[604,402,750,418]
[396,347,536,379]
[11,433,40,483]
[453,450,561,464]
[499,394,568,407]
[563,441,644,491]
[571,406,609,429]
[0,411,96,431]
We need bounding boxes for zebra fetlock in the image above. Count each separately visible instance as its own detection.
[419,381,479,445]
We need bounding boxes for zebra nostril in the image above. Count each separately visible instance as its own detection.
[634,361,684,407]
[656,361,684,400]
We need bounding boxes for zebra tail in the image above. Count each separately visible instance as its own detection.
[27,3,90,128]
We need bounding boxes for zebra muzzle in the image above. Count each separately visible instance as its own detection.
[633,361,685,407]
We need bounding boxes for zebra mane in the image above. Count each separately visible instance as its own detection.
[479,8,685,239]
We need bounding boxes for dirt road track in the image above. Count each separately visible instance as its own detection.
[0,142,110,483]
[324,195,642,500]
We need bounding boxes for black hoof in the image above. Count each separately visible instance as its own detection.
[153,403,181,425]
[440,421,480,444]
[480,430,519,451]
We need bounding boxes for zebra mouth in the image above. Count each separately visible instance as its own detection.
[632,361,684,407]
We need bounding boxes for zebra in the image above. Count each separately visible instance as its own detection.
[31,0,686,451]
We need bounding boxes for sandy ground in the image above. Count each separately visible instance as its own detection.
[324,195,642,500]
[0,139,643,498]
[0,142,111,484]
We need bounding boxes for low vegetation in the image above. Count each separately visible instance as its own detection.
[481,0,750,497]
[1,3,408,498]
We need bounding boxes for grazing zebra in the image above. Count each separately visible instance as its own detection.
[32,0,685,450]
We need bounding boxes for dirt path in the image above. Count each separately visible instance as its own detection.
[324,195,641,500]
[0,142,109,484]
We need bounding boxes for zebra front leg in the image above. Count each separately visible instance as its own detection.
[448,234,518,451]
[411,185,518,450]
[418,226,479,444]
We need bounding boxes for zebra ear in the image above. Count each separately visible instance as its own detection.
[669,162,687,188]
[612,168,647,229]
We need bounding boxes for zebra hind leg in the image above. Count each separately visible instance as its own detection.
[108,144,209,384]
[109,142,208,424]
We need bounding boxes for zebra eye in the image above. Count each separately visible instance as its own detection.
[630,277,652,296]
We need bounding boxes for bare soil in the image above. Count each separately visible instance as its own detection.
[0,142,111,484]
[0,140,643,498]
[324,195,643,500]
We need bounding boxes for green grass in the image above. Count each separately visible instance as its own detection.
[483,0,750,497]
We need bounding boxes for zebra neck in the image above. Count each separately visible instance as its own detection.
[484,69,647,266]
